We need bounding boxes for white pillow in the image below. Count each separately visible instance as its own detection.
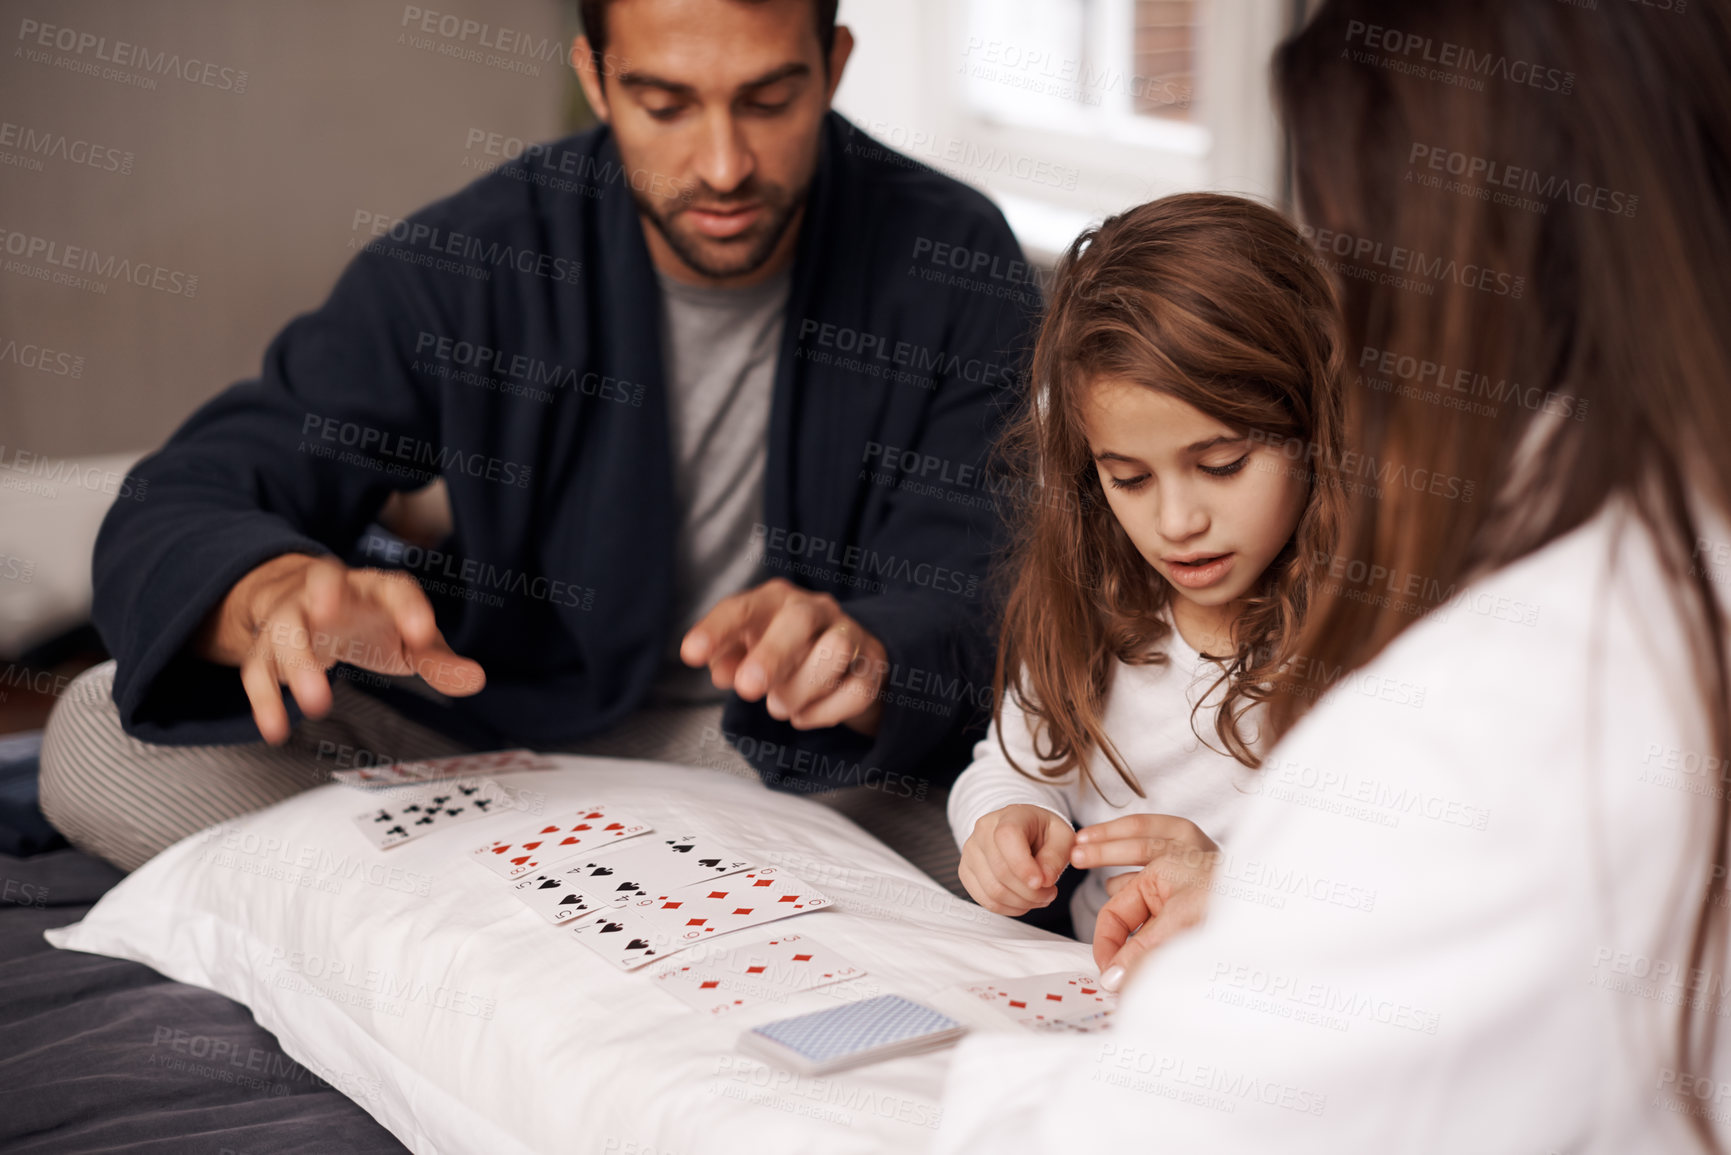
[0,450,143,657]
[47,755,1091,1155]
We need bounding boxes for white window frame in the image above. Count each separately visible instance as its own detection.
[835,0,1298,264]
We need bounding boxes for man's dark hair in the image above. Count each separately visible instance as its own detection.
[579,0,840,74]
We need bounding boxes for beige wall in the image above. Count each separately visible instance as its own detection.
[0,0,575,458]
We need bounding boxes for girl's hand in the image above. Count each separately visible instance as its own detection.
[958,805,1076,917]
[1091,839,1220,991]
[1072,813,1219,873]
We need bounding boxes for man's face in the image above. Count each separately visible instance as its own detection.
[575,0,850,286]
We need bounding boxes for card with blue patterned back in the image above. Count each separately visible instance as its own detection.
[741,994,964,1074]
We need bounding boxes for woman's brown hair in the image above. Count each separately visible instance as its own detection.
[991,192,1347,798]
[1274,1,1731,1145]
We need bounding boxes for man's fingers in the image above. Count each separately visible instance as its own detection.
[361,568,440,651]
[302,557,351,629]
[786,673,875,730]
[1104,872,1134,898]
[273,611,334,720]
[681,583,785,671]
[774,621,858,718]
[785,626,885,730]
[705,640,748,691]
[405,638,487,697]
[240,653,291,746]
[739,598,833,706]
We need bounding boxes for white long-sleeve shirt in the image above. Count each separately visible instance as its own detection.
[947,619,1261,940]
[937,498,1728,1153]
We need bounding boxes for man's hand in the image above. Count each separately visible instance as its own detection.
[195,554,486,745]
[957,804,1076,917]
[1091,835,1220,992]
[680,577,886,735]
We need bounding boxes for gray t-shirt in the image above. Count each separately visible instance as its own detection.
[650,267,791,704]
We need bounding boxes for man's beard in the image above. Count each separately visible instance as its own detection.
[634,176,807,281]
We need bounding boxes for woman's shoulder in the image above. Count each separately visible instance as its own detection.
[1275,497,1712,807]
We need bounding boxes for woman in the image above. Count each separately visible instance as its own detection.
[937,0,1731,1150]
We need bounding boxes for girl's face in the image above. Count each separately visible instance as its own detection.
[1082,376,1309,618]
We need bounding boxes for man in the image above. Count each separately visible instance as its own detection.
[38,0,1035,872]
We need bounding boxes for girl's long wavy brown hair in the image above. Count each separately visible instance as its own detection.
[992,193,1347,799]
[1275,2,1731,1147]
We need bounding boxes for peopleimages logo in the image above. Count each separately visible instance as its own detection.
[1299,223,1524,300]
[0,120,134,174]
[0,226,198,297]
[15,18,250,92]
[1343,19,1574,95]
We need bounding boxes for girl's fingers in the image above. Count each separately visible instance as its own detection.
[1071,836,1160,870]
[1033,818,1077,886]
[993,821,1050,898]
[1075,813,1207,847]
[960,854,1029,916]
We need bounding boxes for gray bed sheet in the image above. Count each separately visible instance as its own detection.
[0,847,410,1155]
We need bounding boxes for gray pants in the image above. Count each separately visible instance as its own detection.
[37,662,964,894]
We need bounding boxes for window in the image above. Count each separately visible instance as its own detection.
[962,0,1205,149]
[833,0,1291,262]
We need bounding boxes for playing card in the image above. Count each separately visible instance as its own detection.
[650,934,865,1016]
[569,834,755,907]
[510,867,604,924]
[962,971,1117,1030]
[631,868,832,942]
[1027,1009,1116,1034]
[352,778,514,850]
[568,905,679,970]
[333,748,555,789]
[468,806,651,880]
[691,934,864,990]
[652,963,772,1016]
[738,994,965,1074]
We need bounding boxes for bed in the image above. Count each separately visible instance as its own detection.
[4,741,1082,1154]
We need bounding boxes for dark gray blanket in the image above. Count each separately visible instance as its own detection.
[0,848,410,1155]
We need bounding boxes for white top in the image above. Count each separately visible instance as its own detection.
[937,498,1729,1153]
[947,618,1261,940]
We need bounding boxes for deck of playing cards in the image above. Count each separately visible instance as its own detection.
[333,749,556,789]
[738,994,965,1074]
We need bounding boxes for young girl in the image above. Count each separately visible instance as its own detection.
[949,192,1344,944]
